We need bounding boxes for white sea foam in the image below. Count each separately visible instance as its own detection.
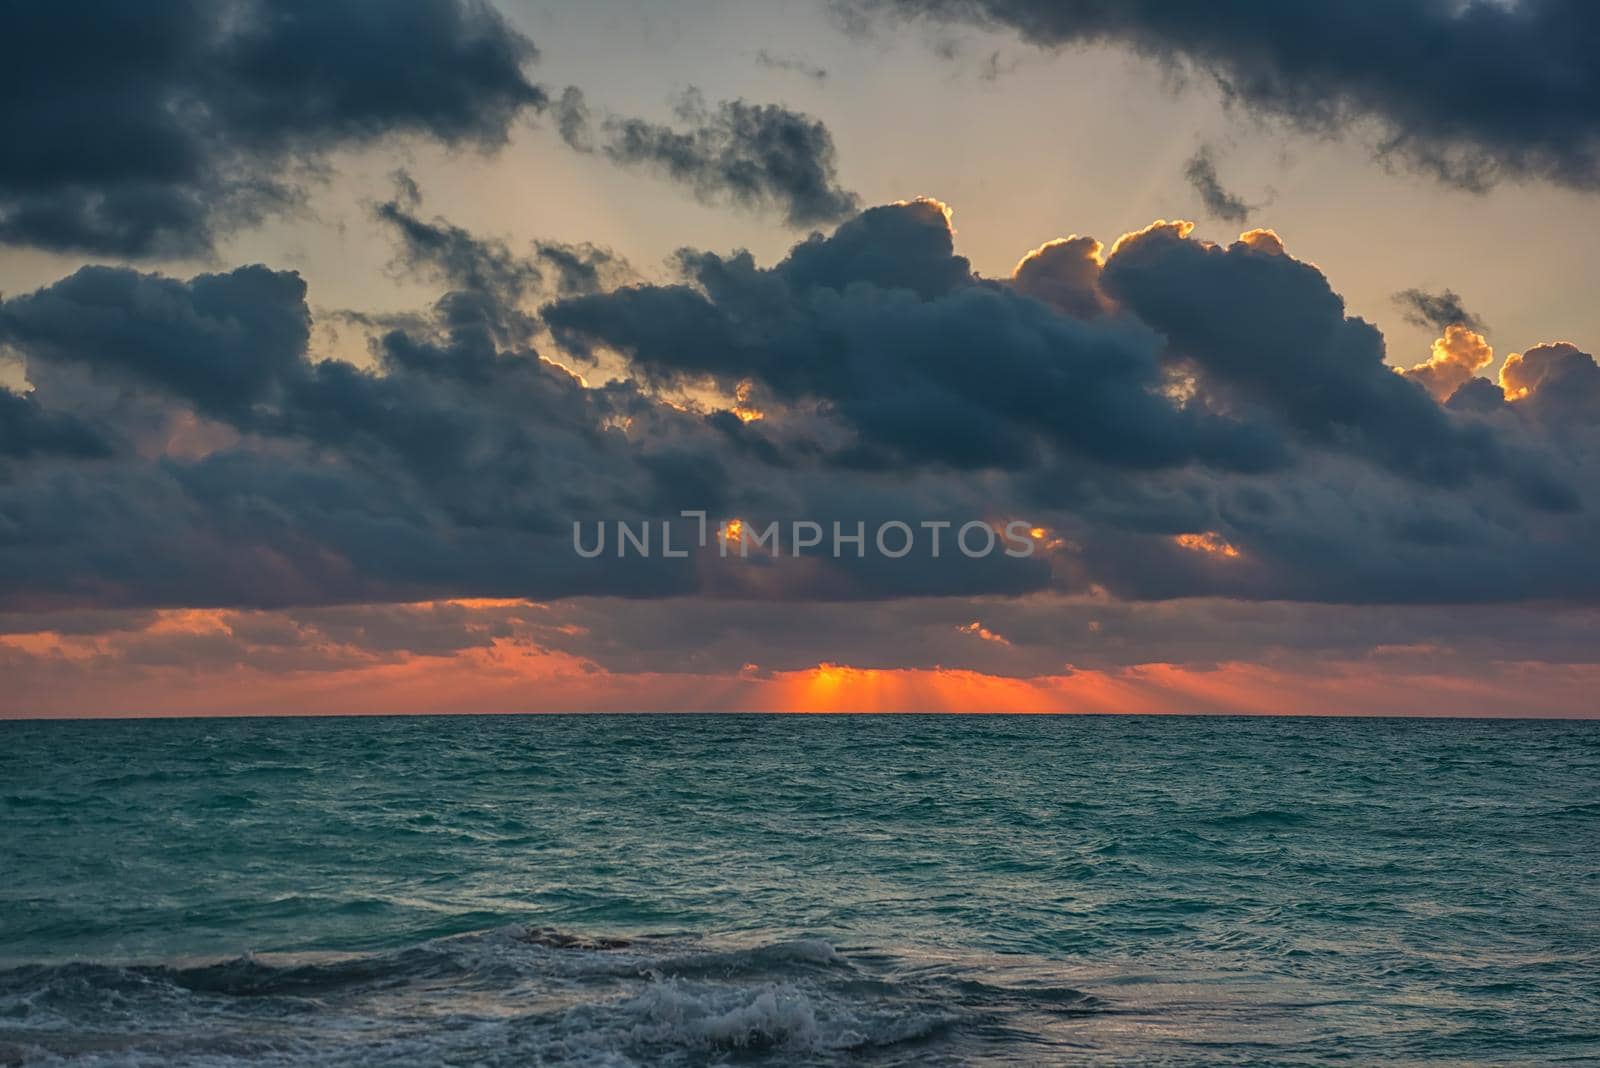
[0,930,959,1066]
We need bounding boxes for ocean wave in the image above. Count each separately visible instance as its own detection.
[0,927,994,1066]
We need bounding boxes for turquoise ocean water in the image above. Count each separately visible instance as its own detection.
[1,714,1596,1065]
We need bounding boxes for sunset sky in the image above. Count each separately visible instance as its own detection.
[4,0,1600,716]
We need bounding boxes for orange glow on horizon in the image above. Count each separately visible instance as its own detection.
[6,622,1600,718]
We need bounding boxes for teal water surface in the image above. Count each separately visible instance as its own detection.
[1,714,1597,1065]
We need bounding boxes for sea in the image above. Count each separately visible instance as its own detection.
[1,714,1596,1065]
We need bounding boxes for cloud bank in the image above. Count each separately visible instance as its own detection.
[4,196,1597,630]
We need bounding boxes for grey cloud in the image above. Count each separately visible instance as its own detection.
[0,0,547,257]
[1499,341,1600,424]
[755,50,829,82]
[533,241,630,297]
[1009,235,1108,319]
[0,264,311,421]
[372,185,630,345]
[548,86,858,228]
[554,86,594,152]
[522,595,1600,678]
[1097,222,1504,486]
[1183,148,1252,224]
[1394,288,1487,334]
[597,92,860,227]
[546,200,1284,474]
[377,202,542,305]
[0,388,113,460]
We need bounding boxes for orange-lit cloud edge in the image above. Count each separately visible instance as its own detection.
[4,603,1596,718]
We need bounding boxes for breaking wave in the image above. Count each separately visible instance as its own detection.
[0,925,1098,1066]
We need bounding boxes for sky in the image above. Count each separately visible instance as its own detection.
[3,0,1600,716]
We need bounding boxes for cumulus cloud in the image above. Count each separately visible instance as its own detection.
[848,0,1600,193]
[1498,341,1600,424]
[0,388,113,460]
[1500,341,1595,399]
[1009,235,1109,319]
[0,264,312,421]
[2,3,863,251]
[1403,324,1494,402]
[0,264,706,609]
[546,199,1279,473]
[1096,221,1503,485]
[0,0,547,257]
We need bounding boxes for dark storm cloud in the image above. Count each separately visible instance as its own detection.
[849,0,1600,192]
[0,268,705,609]
[3,200,1600,620]
[0,388,112,460]
[546,200,1283,473]
[1058,458,1597,605]
[1097,221,1505,486]
[1394,288,1487,334]
[545,202,1600,604]
[0,0,546,257]
[595,92,860,227]
[0,264,311,420]
[547,203,1534,494]
[1499,341,1600,424]
[1445,376,1508,415]
[1183,148,1251,224]
[1009,235,1109,319]
[0,233,1043,610]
